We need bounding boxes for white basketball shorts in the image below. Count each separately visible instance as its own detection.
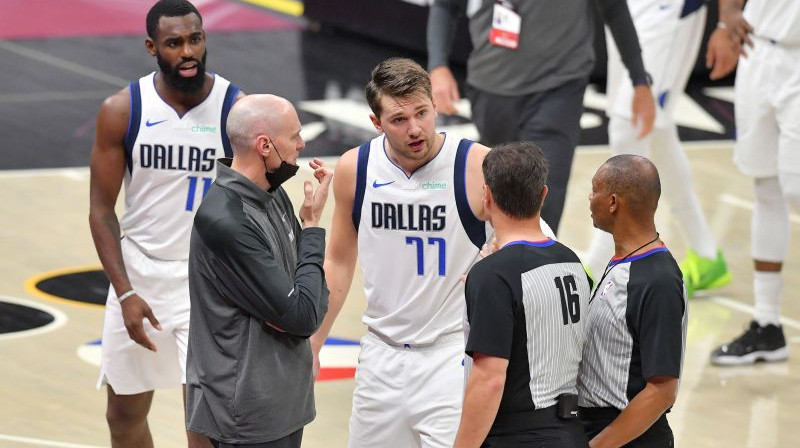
[734,38,800,178]
[96,236,190,395]
[607,4,706,128]
[348,330,464,448]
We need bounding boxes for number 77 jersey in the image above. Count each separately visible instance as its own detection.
[352,133,492,345]
[119,72,240,261]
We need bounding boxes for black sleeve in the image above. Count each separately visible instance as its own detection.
[464,260,515,359]
[627,263,685,379]
[207,218,328,338]
[427,0,466,70]
[594,0,649,85]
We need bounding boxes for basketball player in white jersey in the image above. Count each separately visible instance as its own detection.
[705,0,799,365]
[88,1,243,446]
[310,58,495,448]
[584,0,730,298]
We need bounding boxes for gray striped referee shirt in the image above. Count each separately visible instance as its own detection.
[578,246,687,411]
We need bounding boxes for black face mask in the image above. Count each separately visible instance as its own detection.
[264,139,299,192]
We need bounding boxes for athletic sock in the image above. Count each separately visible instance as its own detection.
[753,271,783,326]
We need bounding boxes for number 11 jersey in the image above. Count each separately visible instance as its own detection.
[120,72,240,261]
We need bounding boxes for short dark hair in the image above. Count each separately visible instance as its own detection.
[483,141,549,219]
[146,0,202,39]
[600,154,661,213]
[365,58,432,117]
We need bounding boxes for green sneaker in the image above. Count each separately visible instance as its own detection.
[584,265,595,287]
[680,249,731,298]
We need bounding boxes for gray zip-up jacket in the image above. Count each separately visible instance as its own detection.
[185,158,328,444]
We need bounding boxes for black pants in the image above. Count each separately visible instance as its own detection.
[482,406,589,448]
[468,77,588,235]
[210,429,303,448]
[580,407,674,448]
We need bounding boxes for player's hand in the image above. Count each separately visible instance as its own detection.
[631,85,655,140]
[430,66,460,115]
[719,6,753,56]
[706,28,740,80]
[300,158,333,228]
[460,239,499,283]
[121,294,162,352]
[480,238,498,258]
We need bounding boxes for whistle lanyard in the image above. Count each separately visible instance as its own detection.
[590,233,660,303]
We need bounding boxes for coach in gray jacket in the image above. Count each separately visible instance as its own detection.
[185,94,331,448]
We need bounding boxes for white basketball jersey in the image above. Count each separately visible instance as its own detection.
[354,133,491,344]
[745,0,800,44]
[120,72,239,260]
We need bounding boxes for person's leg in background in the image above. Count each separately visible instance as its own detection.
[711,41,799,365]
[518,78,587,235]
[467,87,523,147]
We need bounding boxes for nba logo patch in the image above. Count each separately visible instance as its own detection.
[601,281,615,298]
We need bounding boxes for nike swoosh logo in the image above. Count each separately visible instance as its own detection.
[372,180,395,188]
[145,118,168,127]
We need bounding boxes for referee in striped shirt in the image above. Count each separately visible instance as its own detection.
[578,155,687,448]
[454,141,591,448]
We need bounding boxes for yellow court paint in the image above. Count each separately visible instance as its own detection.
[24,266,106,309]
[240,0,304,17]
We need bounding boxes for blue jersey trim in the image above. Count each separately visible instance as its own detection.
[608,246,668,266]
[681,0,704,17]
[220,84,240,158]
[454,138,486,249]
[503,239,556,248]
[352,142,371,232]
[123,81,141,175]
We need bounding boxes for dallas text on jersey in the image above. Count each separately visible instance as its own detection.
[371,202,446,231]
[138,144,216,172]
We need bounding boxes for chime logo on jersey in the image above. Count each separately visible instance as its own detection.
[370,202,446,231]
[421,180,448,191]
[138,143,216,172]
[191,124,217,134]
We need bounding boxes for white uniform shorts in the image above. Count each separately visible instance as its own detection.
[607,3,706,128]
[734,38,800,178]
[348,330,464,448]
[96,236,190,395]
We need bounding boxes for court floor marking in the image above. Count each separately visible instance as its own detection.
[0,40,126,88]
[721,193,800,224]
[239,0,303,17]
[0,295,68,341]
[0,434,106,448]
[709,295,800,332]
[0,90,114,104]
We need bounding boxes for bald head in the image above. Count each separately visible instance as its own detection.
[596,155,661,214]
[226,94,296,155]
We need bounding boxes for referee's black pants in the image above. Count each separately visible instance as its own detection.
[579,407,674,448]
[481,405,589,448]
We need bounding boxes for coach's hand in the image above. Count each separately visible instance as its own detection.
[121,294,162,351]
[300,158,333,229]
